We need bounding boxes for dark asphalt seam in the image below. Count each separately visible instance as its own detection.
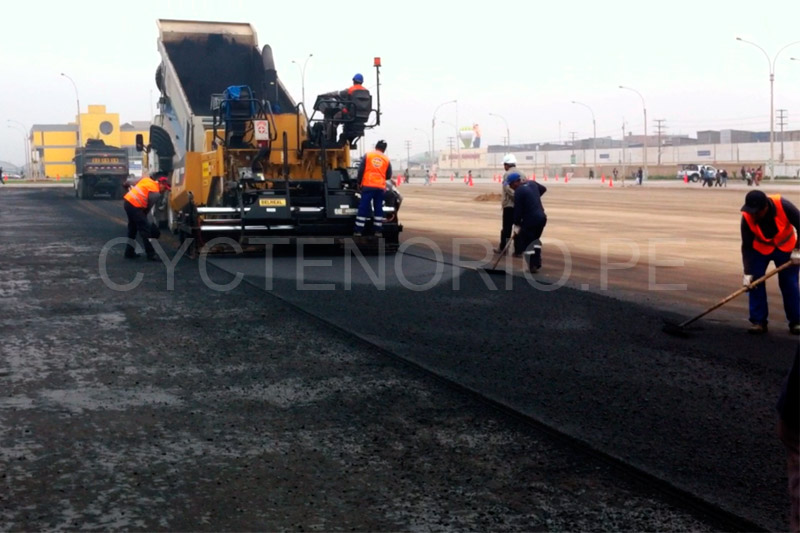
[201,259,765,532]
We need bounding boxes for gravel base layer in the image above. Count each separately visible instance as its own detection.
[0,192,728,529]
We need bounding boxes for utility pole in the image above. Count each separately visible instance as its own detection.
[655,119,666,165]
[569,131,577,165]
[404,140,412,171]
[621,121,627,187]
[777,109,787,163]
[447,137,455,171]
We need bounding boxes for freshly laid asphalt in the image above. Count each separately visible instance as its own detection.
[0,187,796,530]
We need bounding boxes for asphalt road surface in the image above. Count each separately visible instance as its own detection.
[1,184,798,531]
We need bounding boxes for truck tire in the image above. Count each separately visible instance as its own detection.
[77,178,89,200]
[111,183,124,200]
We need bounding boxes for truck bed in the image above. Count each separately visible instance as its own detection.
[158,19,295,117]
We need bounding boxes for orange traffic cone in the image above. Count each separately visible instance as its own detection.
[532,172,536,180]
[555,174,559,182]
[57,174,60,181]
[601,174,605,183]
[450,175,454,182]
[683,174,688,184]
[544,175,548,181]
[468,176,474,187]
[609,178,614,187]
[564,174,569,183]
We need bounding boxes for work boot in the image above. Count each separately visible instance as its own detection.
[790,323,800,336]
[747,323,768,335]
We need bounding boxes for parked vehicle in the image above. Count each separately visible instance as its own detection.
[677,164,716,183]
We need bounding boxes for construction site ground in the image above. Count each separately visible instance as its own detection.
[0,180,798,531]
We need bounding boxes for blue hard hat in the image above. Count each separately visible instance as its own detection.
[353,73,363,84]
[505,172,522,185]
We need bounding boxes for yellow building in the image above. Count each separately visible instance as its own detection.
[31,105,149,179]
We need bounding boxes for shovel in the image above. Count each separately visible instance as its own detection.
[662,260,794,338]
[480,231,517,275]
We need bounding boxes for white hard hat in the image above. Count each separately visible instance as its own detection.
[502,153,517,165]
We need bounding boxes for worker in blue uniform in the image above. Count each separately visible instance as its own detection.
[507,172,547,273]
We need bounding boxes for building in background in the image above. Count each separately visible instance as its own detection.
[30,105,149,179]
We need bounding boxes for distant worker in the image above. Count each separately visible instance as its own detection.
[613,167,619,181]
[507,172,547,272]
[123,173,170,260]
[0,166,4,185]
[740,190,800,335]
[777,346,800,532]
[636,167,643,185]
[354,140,392,237]
[496,154,519,253]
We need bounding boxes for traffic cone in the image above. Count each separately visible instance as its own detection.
[543,174,548,181]
[57,174,60,181]
[601,174,605,183]
[532,172,536,181]
[555,174,559,182]
[683,174,688,184]
[564,174,569,183]
[450,175,454,182]
[468,175,474,187]
[609,177,613,187]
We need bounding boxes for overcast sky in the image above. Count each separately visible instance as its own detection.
[2,0,799,166]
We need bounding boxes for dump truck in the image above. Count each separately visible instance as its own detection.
[138,19,401,252]
[73,139,130,199]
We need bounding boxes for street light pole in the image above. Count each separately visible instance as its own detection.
[7,124,30,178]
[60,73,82,148]
[619,86,647,181]
[7,120,31,178]
[571,101,597,179]
[291,53,313,111]
[432,100,457,175]
[489,112,510,149]
[737,38,800,180]
[455,101,460,179]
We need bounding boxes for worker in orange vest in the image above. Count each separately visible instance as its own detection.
[740,190,800,335]
[123,173,170,260]
[320,73,371,143]
[354,140,392,237]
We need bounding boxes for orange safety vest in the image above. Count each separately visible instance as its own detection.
[742,194,798,255]
[361,151,390,190]
[124,177,160,209]
[347,83,366,95]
